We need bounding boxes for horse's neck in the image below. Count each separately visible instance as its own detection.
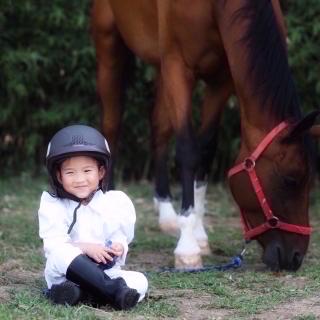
[213,0,289,155]
[238,105,278,156]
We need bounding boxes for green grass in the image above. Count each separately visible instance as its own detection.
[1,174,320,319]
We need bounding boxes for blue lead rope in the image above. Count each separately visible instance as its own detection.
[158,246,248,273]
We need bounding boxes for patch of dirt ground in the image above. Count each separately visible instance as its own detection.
[111,251,320,319]
[250,296,320,320]
[146,285,320,320]
[2,255,320,319]
[150,289,232,320]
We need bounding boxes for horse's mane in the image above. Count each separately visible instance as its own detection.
[233,0,301,122]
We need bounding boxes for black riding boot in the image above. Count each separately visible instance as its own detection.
[66,254,140,310]
[46,280,85,306]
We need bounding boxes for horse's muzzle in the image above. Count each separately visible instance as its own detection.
[262,241,305,271]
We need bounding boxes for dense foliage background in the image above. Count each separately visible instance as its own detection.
[1,0,320,181]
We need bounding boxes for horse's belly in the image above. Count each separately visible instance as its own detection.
[109,0,160,65]
[168,0,227,77]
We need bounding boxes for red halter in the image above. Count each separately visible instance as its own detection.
[228,121,312,240]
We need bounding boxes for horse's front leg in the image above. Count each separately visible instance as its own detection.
[194,79,233,255]
[161,58,202,269]
[151,75,178,236]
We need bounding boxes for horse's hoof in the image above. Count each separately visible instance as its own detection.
[159,221,179,237]
[174,254,203,270]
[197,240,212,256]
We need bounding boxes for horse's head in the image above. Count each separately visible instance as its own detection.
[229,111,319,271]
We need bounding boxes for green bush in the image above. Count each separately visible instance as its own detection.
[287,0,320,111]
[0,0,97,174]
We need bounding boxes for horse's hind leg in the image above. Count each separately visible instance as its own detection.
[91,0,133,189]
[152,76,179,236]
[194,80,233,255]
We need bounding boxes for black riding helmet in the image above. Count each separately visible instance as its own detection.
[46,125,111,202]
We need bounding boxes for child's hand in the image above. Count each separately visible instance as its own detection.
[76,243,114,264]
[110,242,124,257]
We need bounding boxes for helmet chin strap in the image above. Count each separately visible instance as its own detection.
[67,201,81,234]
[67,188,99,234]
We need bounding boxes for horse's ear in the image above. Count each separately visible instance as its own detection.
[282,110,320,143]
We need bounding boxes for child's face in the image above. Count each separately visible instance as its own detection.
[57,155,105,199]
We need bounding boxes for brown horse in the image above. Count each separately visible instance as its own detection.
[91,0,319,271]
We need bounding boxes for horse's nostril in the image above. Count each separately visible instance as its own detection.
[262,243,282,271]
[274,246,282,271]
[292,252,302,270]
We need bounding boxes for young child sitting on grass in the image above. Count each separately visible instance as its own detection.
[38,124,148,310]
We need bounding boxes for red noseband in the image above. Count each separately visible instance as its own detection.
[228,121,312,240]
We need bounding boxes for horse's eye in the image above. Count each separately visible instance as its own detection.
[282,176,299,189]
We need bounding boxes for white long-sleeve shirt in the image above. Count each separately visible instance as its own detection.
[38,189,136,266]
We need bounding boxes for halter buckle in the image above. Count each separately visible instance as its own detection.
[267,216,280,228]
[244,157,256,171]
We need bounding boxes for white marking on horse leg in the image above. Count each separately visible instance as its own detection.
[174,211,202,269]
[154,197,179,237]
[194,182,211,255]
